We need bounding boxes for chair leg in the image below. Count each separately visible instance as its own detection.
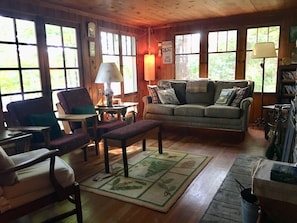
[82,147,88,161]
[74,182,83,223]
[95,140,99,156]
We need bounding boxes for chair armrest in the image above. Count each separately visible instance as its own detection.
[0,149,59,175]
[56,114,97,133]
[8,126,51,146]
[0,149,65,194]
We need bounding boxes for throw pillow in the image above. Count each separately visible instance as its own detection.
[72,104,97,127]
[30,112,62,141]
[72,104,96,114]
[0,146,18,186]
[215,88,236,105]
[171,82,187,104]
[231,86,250,107]
[157,88,180,104]
[147,85,161,104]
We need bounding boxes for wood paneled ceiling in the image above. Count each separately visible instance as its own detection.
[33,0,297,27]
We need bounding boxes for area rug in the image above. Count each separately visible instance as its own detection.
[80,149,212,213]
[200,153,263,223]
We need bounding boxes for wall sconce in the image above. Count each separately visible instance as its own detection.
[144,54,155,84]
[144,27,155,85]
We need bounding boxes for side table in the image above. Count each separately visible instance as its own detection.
[96,102,138,122]
[262,104,290,139]
[0,130,32,154]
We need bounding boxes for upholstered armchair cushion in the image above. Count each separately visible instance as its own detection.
[0,148,75,213]
[0,147,18,186]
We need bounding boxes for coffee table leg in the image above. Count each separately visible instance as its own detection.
[121,140,128,177]
[142,139,146,151]
[104,138,110,173]
[158,126,163,154]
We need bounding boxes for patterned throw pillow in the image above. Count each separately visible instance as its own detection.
[231,86,250,107]
[157,88,180,104]
[215,88,236,105]
[147,82,172,104]
[147,85,161,104]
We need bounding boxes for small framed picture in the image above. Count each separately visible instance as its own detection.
[88,22,96,38]
[289,26,297,42]
[89,41,95,57]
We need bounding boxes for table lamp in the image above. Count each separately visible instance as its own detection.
[95,62,123,106]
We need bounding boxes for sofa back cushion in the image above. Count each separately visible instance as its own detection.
[214,80,249,102]
[186,80,215,105]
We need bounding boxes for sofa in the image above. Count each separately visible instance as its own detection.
[142,79,254,132]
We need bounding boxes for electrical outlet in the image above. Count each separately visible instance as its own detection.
[98,89,103,96]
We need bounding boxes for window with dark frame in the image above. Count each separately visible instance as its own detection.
[0,16,42,111]
[0,14,83,112]
[208,30,237,80]
[175,33,200,80]
[245,26,280,93]
[100,30,137,96]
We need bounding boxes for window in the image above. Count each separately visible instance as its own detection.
[245,26,280,92]
[0,15,82,112]
[175,33,200,79]
[0,16,42,111]
[208,30,237,80]
[100,31,137,95]
[45,24,81,106]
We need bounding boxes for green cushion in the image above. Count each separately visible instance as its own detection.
[72,105,96,127]
[30,112,62,141]
[72,104,96,114]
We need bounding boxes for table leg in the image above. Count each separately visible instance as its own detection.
[121,140,128,177]
[142,139,146,151]
[158,126,163,154]
[104,138,110,173]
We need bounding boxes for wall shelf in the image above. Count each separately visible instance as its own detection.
[277,64,297,103]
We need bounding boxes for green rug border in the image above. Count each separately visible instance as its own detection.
[80,148,212,213]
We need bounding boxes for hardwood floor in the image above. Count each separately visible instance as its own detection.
[15,126,268,223]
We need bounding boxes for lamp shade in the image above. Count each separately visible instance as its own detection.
[95,62,123,83]
[251,42,277,59]
[144,54,155,81]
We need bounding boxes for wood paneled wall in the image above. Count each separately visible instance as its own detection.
[0,0,297,124]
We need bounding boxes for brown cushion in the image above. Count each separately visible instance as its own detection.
[0,146,18,186]
[231,86,250,107]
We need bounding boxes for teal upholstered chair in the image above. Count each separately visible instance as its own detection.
[57,88,128,156]
[6,97,91,161]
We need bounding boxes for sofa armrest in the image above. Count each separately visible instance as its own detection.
[240,97,253,110]
[142,96,153,118]
[142,95,152,105]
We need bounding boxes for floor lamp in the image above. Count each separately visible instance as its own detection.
[251,42,277,126]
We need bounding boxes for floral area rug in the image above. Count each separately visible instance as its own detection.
[80,148,212,212]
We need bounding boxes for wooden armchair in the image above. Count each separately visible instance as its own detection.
[0,146,82,222]
[57,87,128,156]
[6,97,92,161]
